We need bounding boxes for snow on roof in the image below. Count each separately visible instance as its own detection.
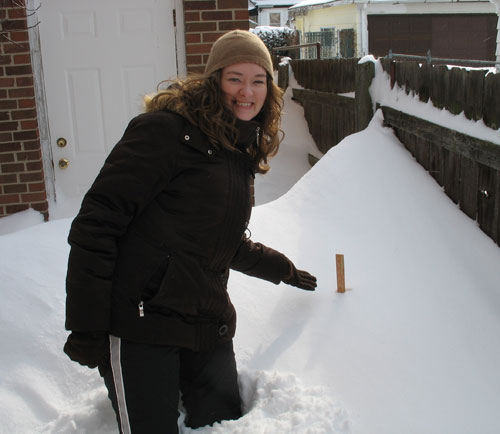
[290,0,491,10]
[253,0,301,7]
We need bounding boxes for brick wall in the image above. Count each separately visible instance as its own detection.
[184,0,249,73]
[0,0,48,220]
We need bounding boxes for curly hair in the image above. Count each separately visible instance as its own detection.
[144,71,284,174]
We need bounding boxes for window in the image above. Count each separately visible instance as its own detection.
[269,12,281,27]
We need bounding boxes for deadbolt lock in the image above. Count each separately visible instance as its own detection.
[56,137,67,148]
[58,158,69,169]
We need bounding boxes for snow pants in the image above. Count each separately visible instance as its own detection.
[99,336,242,434]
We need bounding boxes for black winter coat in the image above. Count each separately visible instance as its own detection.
[65,110,292,351]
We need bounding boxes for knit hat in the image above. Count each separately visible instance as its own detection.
[204,30,273,77]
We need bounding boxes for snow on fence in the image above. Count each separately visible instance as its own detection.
[278,58,500,247]
[380,59,500,131]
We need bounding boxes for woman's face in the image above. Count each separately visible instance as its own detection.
[221,62,268,121]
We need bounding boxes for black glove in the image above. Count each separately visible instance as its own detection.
[283,263,317,291]
[64,331,110,369]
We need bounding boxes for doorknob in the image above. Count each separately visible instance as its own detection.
[56,137,67,147]
[58,158,69,169]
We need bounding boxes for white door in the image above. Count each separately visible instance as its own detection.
[38,0,181,198]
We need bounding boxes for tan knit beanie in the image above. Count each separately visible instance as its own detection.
[204,30,273,77]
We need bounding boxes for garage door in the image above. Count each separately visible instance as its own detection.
[368,14,497,61]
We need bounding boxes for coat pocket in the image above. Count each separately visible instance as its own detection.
[113,229,171,304]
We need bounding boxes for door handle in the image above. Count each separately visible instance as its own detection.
[58,158,69,169]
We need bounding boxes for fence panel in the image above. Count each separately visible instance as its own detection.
[381,59,500,130]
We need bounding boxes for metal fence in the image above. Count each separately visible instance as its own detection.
[302,31,336,59]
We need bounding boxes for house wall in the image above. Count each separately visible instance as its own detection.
[259,7,290,27]
[184,0,250,73]
[292,4,361,56]
[0,0,48,220]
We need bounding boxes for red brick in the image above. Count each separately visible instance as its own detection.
[0,193,20,204]
[0,89,7,98]
[3,43,30,54]
[18,98,35,108]
[16,150,40,161]
[0,141,20,152]
[187,65,205,74]
[184,1,216,11]
[0,111,9,121]
[13,130,38,140]
[0,205,4,215]
[0,100,17,110]
[0,173,17,184]
[4,183,27,193]
[22,140,40,150]
[0,55,12,66]
[0,121,18,131]
[5,64,32,75]
[6,203,29,214]
[0,77,15,87]
[186,33,202,44]
[0,133,14,143]
[219,21,249,31]
[1,19,27,31]
[185,22,217,32]
[1,162,24,173]
[186,55,203,65]
[21,192,46,202]
[186,43,213,55]
[28,182,44,192]
[202,32,225,43]
[217,0,247,8]
[0,8,6,19]
[11,108,36,120]
[8,8,27,19]
[0,152,15,163]
[185,11,200,22]
[235,10,249,19]
[20,172,42,182]
[31,201,49,214]
[13,54,31,65]
[20,119,38,130]
[9,87,34,98]
[9,31,29,43]
[202,11,232,21]
[26,161,42,171]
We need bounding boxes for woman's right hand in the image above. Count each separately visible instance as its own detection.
[63,331,110,369]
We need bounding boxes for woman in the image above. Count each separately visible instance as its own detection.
[64,30,317,433]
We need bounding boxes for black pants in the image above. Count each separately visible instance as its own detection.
[100,336,242,434]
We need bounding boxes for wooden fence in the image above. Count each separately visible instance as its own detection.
[279,59,373,155]
[380,59,500,130]
[383,107,500,246]
[278,58,500,247]
[290,58,358,93]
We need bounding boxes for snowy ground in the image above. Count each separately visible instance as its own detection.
[1,62,500,434]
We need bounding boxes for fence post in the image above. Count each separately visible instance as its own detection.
[355,61,375,131]
[277,62,289,90]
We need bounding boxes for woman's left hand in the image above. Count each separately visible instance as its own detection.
[283,266,317,291]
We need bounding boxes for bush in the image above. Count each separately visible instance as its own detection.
[251,26,298,57]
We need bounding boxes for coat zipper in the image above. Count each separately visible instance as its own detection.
[138,300,144,317]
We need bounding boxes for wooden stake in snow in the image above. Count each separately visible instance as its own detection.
[336,254,345,293]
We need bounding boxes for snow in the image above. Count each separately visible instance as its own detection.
[1,61,500,434]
